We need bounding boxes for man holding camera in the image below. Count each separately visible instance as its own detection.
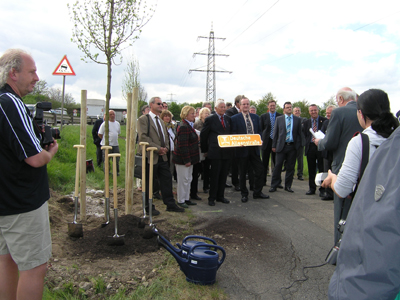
[0,49,58,300]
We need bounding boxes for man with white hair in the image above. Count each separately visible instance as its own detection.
[200,99,233,206]
[0,49,59,300]
[315,87,363,244]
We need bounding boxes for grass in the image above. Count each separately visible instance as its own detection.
[47,125,127,193]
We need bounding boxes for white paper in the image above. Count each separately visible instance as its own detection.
[309,128,325,139]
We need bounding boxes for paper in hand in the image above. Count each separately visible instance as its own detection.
[309,128,325,139]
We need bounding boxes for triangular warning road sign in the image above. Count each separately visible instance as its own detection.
[52,55,76,76]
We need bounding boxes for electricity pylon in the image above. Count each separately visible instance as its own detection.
[189,23,232,105]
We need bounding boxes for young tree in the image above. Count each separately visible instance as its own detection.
[122,54,147,104]
[68,0,155,145]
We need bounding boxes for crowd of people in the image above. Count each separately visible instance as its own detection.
[2,47,400,299]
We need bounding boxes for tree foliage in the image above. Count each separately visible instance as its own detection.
[68,0,155,145]
[121,54,148,107]
[23,80,76,113]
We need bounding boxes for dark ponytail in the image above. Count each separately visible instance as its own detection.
[371,112,399,138]
[357,89,399,138]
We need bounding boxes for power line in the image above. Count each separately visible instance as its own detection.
[222,0,281,50]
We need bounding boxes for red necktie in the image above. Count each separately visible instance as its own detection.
[312,119,317,142]
[221,116,225,129]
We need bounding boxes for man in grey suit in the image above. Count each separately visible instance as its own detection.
[138,97,185,215]
[314,87,363,244]
[269,102,302,193]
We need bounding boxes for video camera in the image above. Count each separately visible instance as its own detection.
[33,102,61,147]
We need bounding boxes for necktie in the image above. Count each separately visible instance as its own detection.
[311,119,317,142]
[246,114,253,134]
[220,115,225,129]
[270,113,275,139]
[155,116,166,147]
[286,116,291,142]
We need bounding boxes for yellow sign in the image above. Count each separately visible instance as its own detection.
[218,134,262,148]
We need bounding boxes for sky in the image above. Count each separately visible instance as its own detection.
[1,0,400,114]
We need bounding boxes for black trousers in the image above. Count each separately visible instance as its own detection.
[209,159,230,201]
[190,162,201,197]
[95,144,102,167]
[262,137,276,183]
[238,148,265,197]
[144,157,175,209]
[202,158,211,190]
[306,143,324,191]
[271,144,296,189]
[228,158,239,187]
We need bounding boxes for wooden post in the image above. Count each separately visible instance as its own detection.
[125,88,138,213]
[79,90,87,220]
[125,92,132,212]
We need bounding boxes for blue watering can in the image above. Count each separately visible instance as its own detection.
[157,232,226,285]
[176,235,218,258]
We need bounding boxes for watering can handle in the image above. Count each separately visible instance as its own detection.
[190,244,226,268]
[182,235,217,245]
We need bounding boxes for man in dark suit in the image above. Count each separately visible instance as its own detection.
[269,102,302,193]
[293,107,306,180]
[260,99,282,184]
[92,117,104,167]
[315,87,363,244]
[138,96,185,215]
[225,95,243,191]
[231,97,269,202]
[303,104,327,195]
[320,105,336,200]
[200,100,233,206]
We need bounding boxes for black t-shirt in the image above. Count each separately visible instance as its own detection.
[0,84,49,215]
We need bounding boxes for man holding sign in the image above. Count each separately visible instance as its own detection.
[231,97,269,203]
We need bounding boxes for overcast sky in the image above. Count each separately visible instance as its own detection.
[1,0,400,114]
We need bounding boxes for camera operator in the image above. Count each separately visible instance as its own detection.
[0,49,58,300]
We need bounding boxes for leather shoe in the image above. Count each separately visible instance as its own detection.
[321,196,333,201]
[241,196,248,203]
[190,195,202,200]
[208,200,215,206]
[146,206,160,216]
[185,200,197,205]
[284,187,294,193]
[269,187,277,192]
[298,176,304,181]
[166,203,185,212]
[234,186,241,191]
[216,198,230,204]
[306,190,316,195]
[225,183,232,188]
[253,193,270,199]
[277,184,284,189]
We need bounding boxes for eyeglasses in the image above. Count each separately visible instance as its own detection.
[155,102,163,106]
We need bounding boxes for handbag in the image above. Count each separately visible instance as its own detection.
[134,155,143,179]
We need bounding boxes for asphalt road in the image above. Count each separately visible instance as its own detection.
[190,174,336,300]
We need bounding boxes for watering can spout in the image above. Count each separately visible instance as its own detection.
[157,235,188,270]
